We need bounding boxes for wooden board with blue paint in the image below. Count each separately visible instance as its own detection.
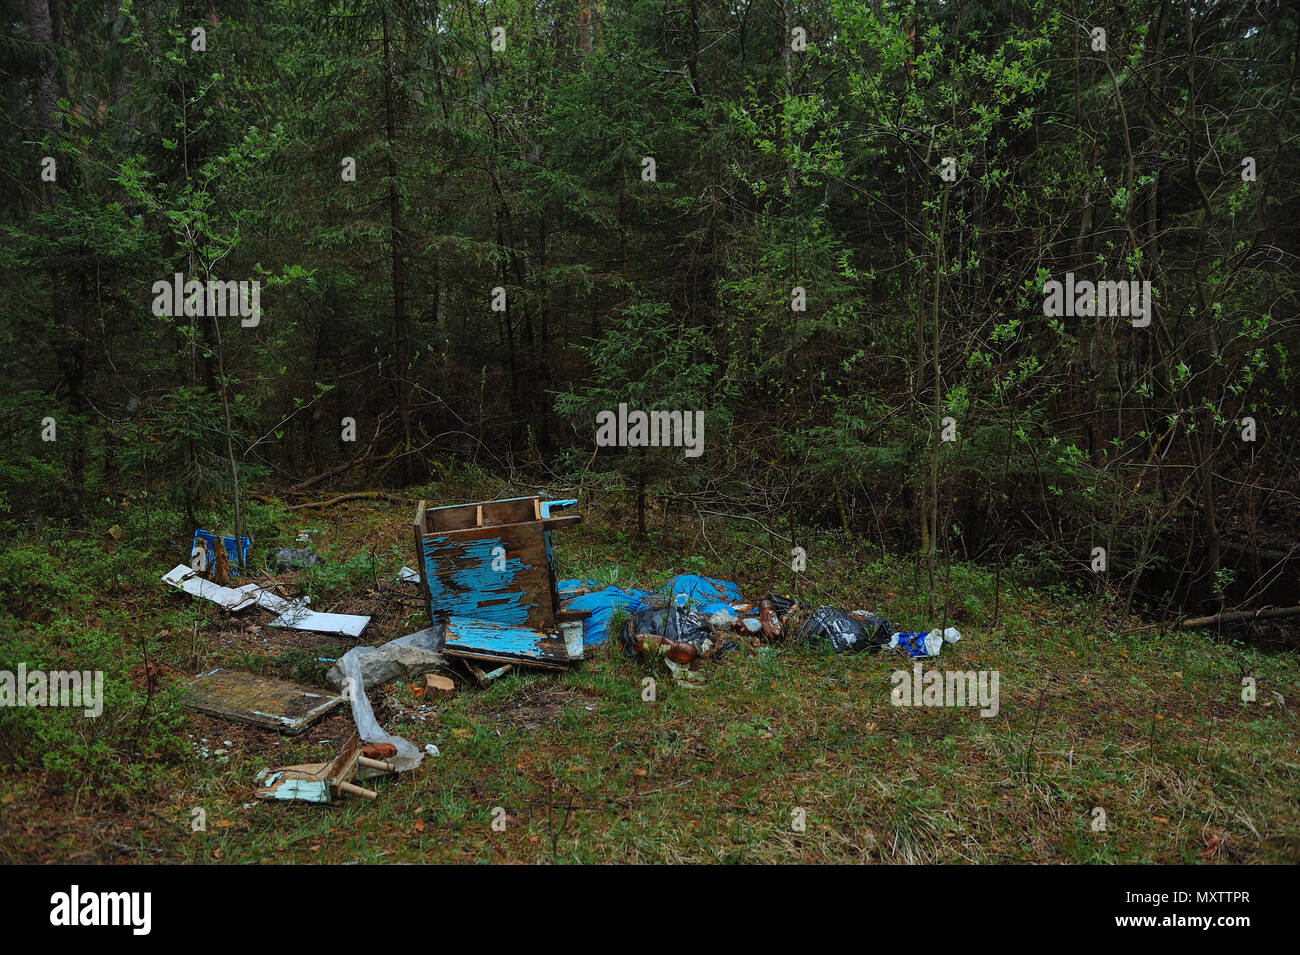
[413,496,580,631]
[412,496,586,669]
[442,617,573,670]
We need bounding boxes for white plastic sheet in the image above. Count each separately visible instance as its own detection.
[333,626,446,773]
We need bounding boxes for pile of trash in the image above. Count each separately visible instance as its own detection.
[558,574,963,676]
[160,501,969,807]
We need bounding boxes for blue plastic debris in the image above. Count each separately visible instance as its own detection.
[564,586,652,645]
[888,627,962,658]
[191,529,252,576]
[657,574,743,617]
[559,575,751,646]
[556,577,598,600]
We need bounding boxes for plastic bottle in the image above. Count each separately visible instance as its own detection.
[888,627,962,658]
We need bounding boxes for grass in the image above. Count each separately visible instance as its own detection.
[0,481,1297,863]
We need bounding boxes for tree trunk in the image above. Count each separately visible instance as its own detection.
[28,0,87,504]
[382,9,413,483]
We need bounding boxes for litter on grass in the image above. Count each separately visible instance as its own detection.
[182,668,345,735]
[161,565,370,637]
[168,493,976,813]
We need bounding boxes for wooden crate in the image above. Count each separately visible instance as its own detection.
[411,496,580,632]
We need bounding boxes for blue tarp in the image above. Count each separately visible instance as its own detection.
[565,586,652,645]
[657,574,744,617]
[560,574,747,645]
[557,577,596,597]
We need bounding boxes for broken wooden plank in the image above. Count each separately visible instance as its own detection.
[413,497,582,654]
[323,733,366,801]
[466,662,513,685]
[183,668,345,735]
[256,763,333,803]
[441,617,573,670]
[561,620,585,662]
[257,733,399,805]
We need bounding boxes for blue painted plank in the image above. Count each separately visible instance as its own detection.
[420,534,539,626]
[443,617,569,667]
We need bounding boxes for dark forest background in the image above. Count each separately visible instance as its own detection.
[4,0,1298,622]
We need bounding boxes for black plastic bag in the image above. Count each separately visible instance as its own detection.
[763,593,797,613]
[620,603,738,659]
[797,606,894,653]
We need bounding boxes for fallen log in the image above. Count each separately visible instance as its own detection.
[1176,605,1300,630]
[288,412,395,495]
[286,490,404,510]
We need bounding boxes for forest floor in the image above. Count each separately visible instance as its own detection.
[1,477,1297,864]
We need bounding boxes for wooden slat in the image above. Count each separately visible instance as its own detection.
[417,514,580,540]
[479,497,540,526]
[423,496,542,532]
[425,501,481,532]
[441,617,573,670]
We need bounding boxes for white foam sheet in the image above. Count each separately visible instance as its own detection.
[161,566,369,637]
[266,601,370,638]
[161,565,260,611]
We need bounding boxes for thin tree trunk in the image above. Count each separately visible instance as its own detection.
[927,185,949,617]
[382,9,413,483]
[28,0,87,503]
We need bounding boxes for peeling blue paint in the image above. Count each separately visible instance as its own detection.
[444,617,558,660]
[421,534,536,625]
